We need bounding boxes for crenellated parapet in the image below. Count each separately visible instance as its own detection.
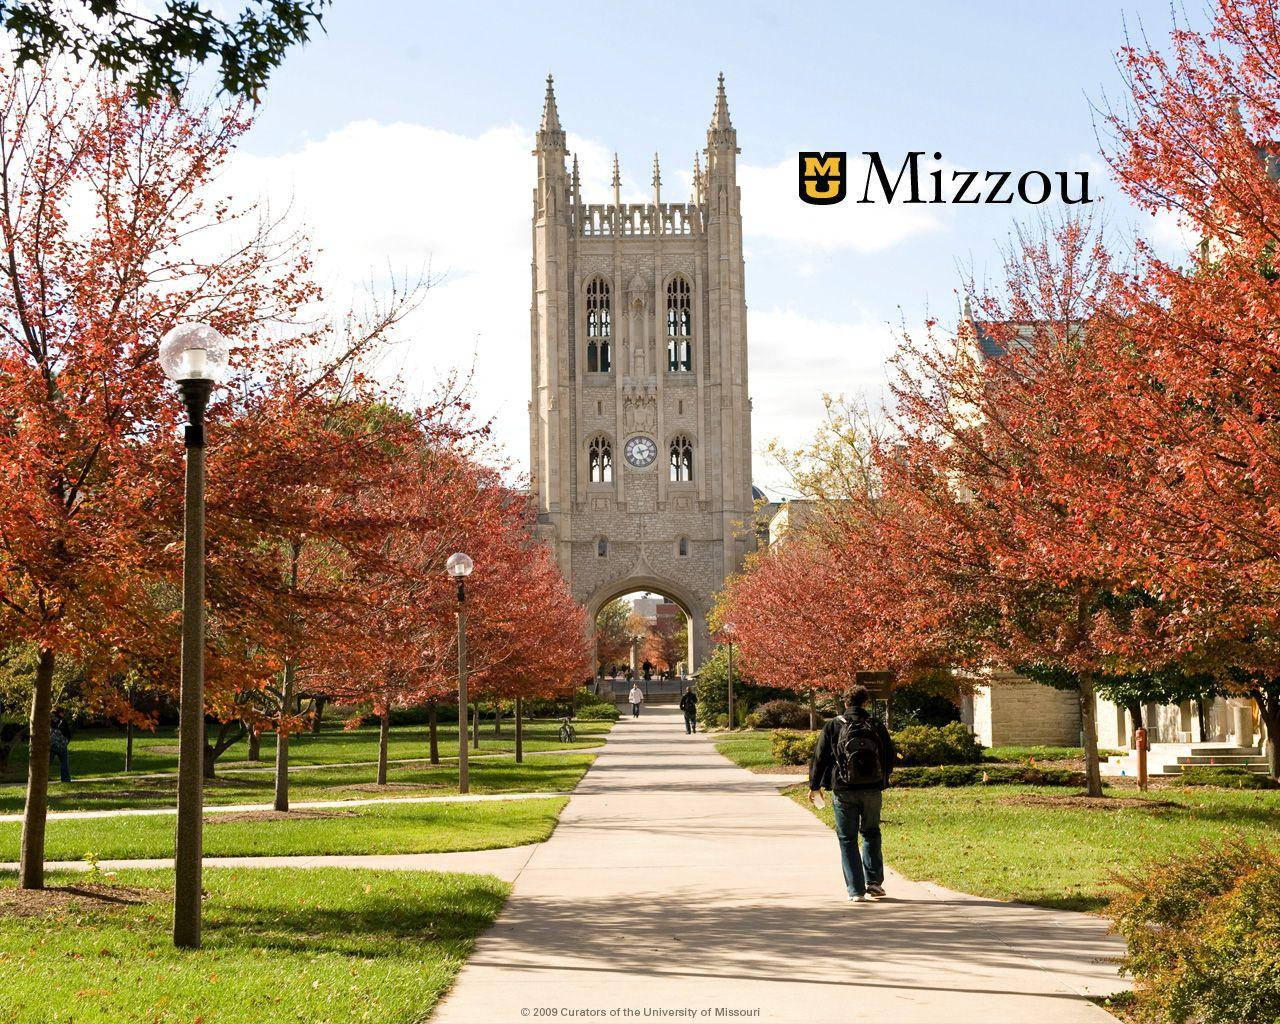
[577,202,700,238]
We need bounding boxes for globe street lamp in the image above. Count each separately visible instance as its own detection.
[447,552,474,794]
[159,322,229,950]
[721,620,736,730]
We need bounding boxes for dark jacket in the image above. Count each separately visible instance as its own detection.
[808,707,894,793]
[679,691,696,713]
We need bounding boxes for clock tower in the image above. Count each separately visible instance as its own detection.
[528,74,756,670]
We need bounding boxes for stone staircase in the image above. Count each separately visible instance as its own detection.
[1102,742,1271,778]
[597,678,689,707]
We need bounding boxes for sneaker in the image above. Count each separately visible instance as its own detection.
[848,893,869,903]
[866,884,886,897]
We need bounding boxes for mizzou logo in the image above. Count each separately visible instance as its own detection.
[799,151,846,205]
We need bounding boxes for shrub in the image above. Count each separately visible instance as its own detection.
[891,722,984,766]
[574,699,619,722]
[891,764,1083,787]
[751,699,810,729]
[1178,766,1275,789]
[694,646,796,727]
[771,729,819,766]
[1108,838,1280,1024]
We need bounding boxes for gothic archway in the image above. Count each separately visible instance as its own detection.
[586,576,708,688]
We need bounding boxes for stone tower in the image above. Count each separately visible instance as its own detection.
[529,73,755,670]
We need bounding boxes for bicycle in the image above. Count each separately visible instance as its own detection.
[558,717,576,743]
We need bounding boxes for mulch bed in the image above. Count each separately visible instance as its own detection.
[0,883,163,918]
[206,808,358,825]
[999,793,1180,811]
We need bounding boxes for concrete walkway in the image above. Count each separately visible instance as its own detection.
[433,706,1126,1024]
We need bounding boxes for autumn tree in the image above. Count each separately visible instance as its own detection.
[0,65,319,888]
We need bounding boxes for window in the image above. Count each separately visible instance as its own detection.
[597,536,608,558]
[586,278,612,373]
[678,537,689,557]
[666,277,692,372]
[588,435,613,483]
[670,435,693,482]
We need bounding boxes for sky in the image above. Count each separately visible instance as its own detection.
[224,0,1195,495]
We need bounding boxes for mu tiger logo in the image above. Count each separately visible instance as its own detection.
[799,151,846,205]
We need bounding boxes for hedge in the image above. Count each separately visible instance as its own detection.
[893,722,984,766]
[891,764,1084,787]
[1178,766,1275,789]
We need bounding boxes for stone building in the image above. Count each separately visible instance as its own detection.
[528,75,756,670]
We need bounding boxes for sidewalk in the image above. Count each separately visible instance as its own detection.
[432,707,1126,1024]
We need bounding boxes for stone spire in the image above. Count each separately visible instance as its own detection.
[652,152,661,206]
[536,73,566,151]
[611,152,622,207]
[571,152,581,206]
[706,72,739,169]
[692,151,703,200]
[710,71,733,131]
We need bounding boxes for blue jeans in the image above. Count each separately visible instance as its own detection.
[51,746,70,783]
[832,790,883,896]
[631,703,641,717]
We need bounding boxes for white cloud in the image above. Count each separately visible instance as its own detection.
[746,305,899,495]
[223,122,914,485]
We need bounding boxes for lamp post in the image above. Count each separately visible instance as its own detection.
[159,322,230,950]
[447,552,474,794]
[721,620,736,730]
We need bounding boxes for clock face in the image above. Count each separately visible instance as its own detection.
[624,435,658,469]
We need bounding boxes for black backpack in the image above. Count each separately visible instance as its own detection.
[834,714,882,788]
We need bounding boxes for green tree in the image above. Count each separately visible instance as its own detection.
[2,1,328,102]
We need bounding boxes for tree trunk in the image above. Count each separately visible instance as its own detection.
[472,703,480,749]
[246,728,260,762]
[377,710,390,786]
[1124,700,1143,749]
[1196,698,1210,742]
[19,647,55,889]
[274,662,295,812]
[310,695,325,734]
[515,697,524,764]
[428,701,439,765]
[809,690,818,731]
[1078,675,1104,797]
[1253,691,1280,781]
[494,704,501,736]
[125,721,134,772]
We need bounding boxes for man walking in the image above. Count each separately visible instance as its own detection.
[628,682,644,718]
[808,685,894,902]
[678,686,697,734]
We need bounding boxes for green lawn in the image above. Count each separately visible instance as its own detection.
[0,752,597,815]
[0,867,507,1023]
[714,730,1120,773]
[0,717,612,782]
[0,795,567,862]
[789,783,1280,912]
[714,731,790,771]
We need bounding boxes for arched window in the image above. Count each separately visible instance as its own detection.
[670,435,693,482]
[588,435,612,483]
[678,537,689,557]
[586,278,612,373]
[597,536,608,558]
[666,277,692,372]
